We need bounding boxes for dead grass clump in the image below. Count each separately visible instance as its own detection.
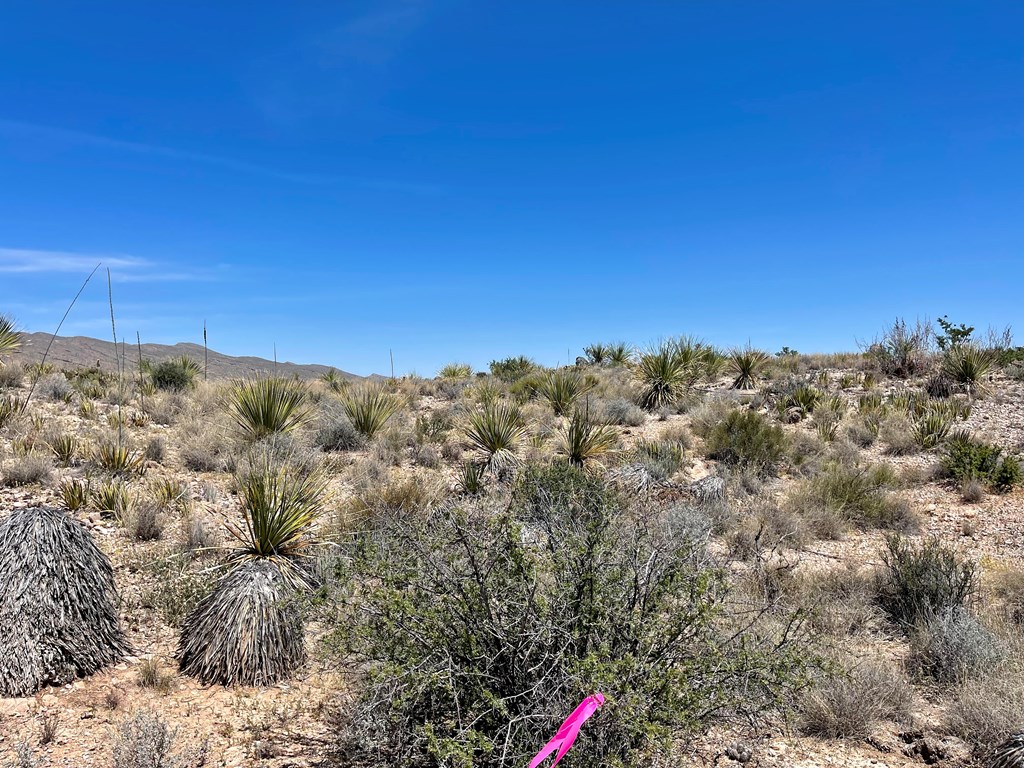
[800,660,913,739]
[128,503,164,542]
[797,565,880,637]
[948,665,1024,756]
[908,608,1002,684]
[112,710,208,768]
[137,658,175,692]
[1,454,53,487]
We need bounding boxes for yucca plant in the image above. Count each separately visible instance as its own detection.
[729,347,771,390]
[437,362,473,380]
[635,343,689,411]
[49,433,79,466]
[942,345,993,400]
[227,377,312,441]
[583,343,609,365]
[0,506,127,696]
[607,342,634,367]
[456,461,485,495]
[94,439,146,476]
[92,479,132,520]
[178,450,325,686]
[0,314,21,360]
[342,385,403,438]
[0,394,23,428]
[320,368,349,393]
[535,369,595,416]
[558,408,619,468]
[58,478,91,511]
[463,401,528,471]
[227,451,327,573]
[152,477,189,509]
[915,410,952,450]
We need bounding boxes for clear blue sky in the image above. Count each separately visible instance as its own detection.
[1,2,1022,375]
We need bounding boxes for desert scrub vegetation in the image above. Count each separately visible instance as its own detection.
[941,432,1022,492]
[557,407,618,467]
[788,460,912,535]
[328,464,817,767]
[799,660,912,739]
[488,354,538,383]
[876,534,977,628]
[704,408,788,475]
[149,355,201,392]
[226,376,311,441]
[866,317,933,378]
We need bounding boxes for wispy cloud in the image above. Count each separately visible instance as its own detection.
[0,248,222,282]
[0,117,440,194]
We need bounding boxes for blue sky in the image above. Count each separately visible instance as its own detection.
[1,2,1022,375]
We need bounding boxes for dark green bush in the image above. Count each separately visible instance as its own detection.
[488,355,539,383]
[705,409,788,474]
[876,535,977,628]
[942,435,1022,491]
[150,358,197,392]
[329,465,816,767]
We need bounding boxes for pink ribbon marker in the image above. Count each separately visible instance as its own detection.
[529,693,605,768]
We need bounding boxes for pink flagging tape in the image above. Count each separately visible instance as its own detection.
[528,693,606,768]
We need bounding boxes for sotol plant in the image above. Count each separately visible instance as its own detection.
[557,408,618,468]
[463,401,528,471]
[535,369,595,416]
[342,385,403,438]
[227,377,312,441]
[729,346,771,390]
[941,345,993,400]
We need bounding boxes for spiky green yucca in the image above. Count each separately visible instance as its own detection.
[229,452,327,570]
[942,345,993,399]
[558,409,618,467]
[636,338,720,410]
[227,377,311,441]
[729,347,771,390]
[437,362,473,380]
[607,342,633,366]
[535,369,595,416]
[342,385,403,438]
[0,507,128,696]
[583,343,609,365]
[0,314,21,360]
[463,401,528,470]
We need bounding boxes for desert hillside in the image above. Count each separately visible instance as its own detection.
[9,332,363,382]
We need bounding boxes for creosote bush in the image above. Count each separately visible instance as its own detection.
[942,433,1022,492]
[876,534,977,628]
[704,409,788,475]
[329,465,817,768]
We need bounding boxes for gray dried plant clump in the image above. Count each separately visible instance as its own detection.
[0,506,128,696]
[176,559,305,686]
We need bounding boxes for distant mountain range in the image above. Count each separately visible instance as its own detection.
[9,332,364,381]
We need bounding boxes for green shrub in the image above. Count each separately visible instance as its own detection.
[942,434,1022,491]
[150,357,200,391]
[791,461,911,533]
[705,409,788,474]
[329,467,816,767]
[488,355,538,383]
[876,535,977,628]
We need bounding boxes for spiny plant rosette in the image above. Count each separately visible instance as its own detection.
[0,506,128,696]
[176,449,327,685]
